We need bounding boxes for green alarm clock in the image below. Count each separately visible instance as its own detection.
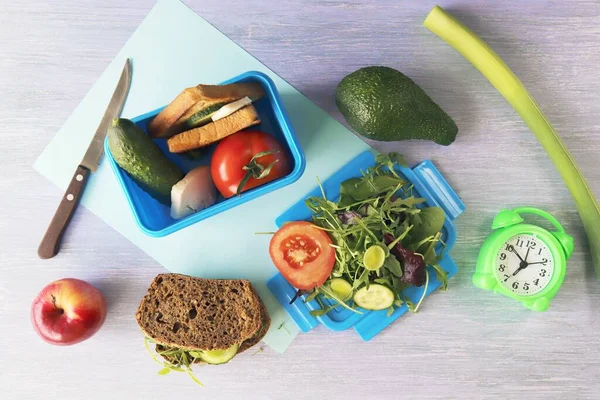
[473,207,573,312]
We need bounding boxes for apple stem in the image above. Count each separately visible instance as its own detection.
[50,294,64,314]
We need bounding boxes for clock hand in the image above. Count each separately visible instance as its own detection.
[510,246,526,263]
[526,261,546,266]
[511,246,531,277]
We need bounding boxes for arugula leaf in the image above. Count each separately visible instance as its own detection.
[187,369,204,386]
[374,277,390,285]
[420,237,439,265]
[301,153,448,316]
[338,177,362,207]
[309,306,335,317]
[304,290,319,302]
[382,255,403,277]
[405,298,416,312]
[422,247,437,265]
[375,152,408,177]
[408,207,446,245]
[388,152,408,167]
[389,197,426,208]
[431,263,449,291]
[144,337,203,386]
[340,175,405,203]
[413,270,430,313]
[376,152,407,166]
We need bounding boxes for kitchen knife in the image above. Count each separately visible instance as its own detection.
[38,58,132,259]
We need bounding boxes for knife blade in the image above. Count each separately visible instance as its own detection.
[38,58,133,259]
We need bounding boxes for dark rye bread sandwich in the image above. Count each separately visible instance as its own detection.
[136,274,270,366]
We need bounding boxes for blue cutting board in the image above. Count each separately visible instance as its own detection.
[33,0,370,353]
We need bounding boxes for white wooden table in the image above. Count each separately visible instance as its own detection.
[1,1,599,398]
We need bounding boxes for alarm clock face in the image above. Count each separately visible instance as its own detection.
[493,234,554,296]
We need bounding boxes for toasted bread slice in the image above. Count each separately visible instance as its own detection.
[167,105,260,153]
[136,274,263,352]
[149,83,264,138]
[148,87,205,138]
[162,101,226,138]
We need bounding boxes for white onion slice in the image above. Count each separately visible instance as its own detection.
[171,166,217,220]
[211,96,253,122]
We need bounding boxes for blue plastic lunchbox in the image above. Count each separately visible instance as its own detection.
[105,71,306,237]
[268,150,465,340]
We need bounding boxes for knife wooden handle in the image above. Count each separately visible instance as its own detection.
[38,165,91,259]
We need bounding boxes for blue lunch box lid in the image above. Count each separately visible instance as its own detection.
[267,150,465,340]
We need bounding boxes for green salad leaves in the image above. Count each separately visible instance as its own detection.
[304,153,448,316]
[144,337,204,386]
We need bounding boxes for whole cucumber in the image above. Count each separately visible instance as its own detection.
[108,118,183,205]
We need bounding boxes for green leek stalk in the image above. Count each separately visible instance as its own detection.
[424,6,600,278]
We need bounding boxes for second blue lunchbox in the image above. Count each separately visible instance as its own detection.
[268,150,465,340]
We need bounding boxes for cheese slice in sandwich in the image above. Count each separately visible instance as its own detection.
[149,82,264,138]
[166,105,260,153]
[136,274,270,367]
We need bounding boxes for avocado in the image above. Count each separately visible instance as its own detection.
[335,66,458,145]
[108,118,184,205]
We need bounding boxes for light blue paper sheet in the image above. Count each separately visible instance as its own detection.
[34,0,368,353]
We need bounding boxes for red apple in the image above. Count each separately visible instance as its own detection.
[31,278,107,345]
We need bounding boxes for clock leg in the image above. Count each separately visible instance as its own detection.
[523,297,550,312]
[473,273,496,291]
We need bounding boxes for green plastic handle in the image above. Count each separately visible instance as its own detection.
[511,207,566,233]
[424,6,600,278]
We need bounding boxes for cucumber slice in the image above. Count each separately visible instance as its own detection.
[353,284,394,310]
[184,103,226,130]
[195,343,239,365]
[328,278,353,300]
[363,245,386,271]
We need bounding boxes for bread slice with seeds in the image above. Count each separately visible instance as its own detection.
[156,296,270,364]
[136,273,270,365]
[238,286,271,354]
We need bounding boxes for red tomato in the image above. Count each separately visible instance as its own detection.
[210,131,291,198]
[269,222,336,290]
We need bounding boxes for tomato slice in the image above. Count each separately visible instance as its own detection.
[269,222,336,290]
